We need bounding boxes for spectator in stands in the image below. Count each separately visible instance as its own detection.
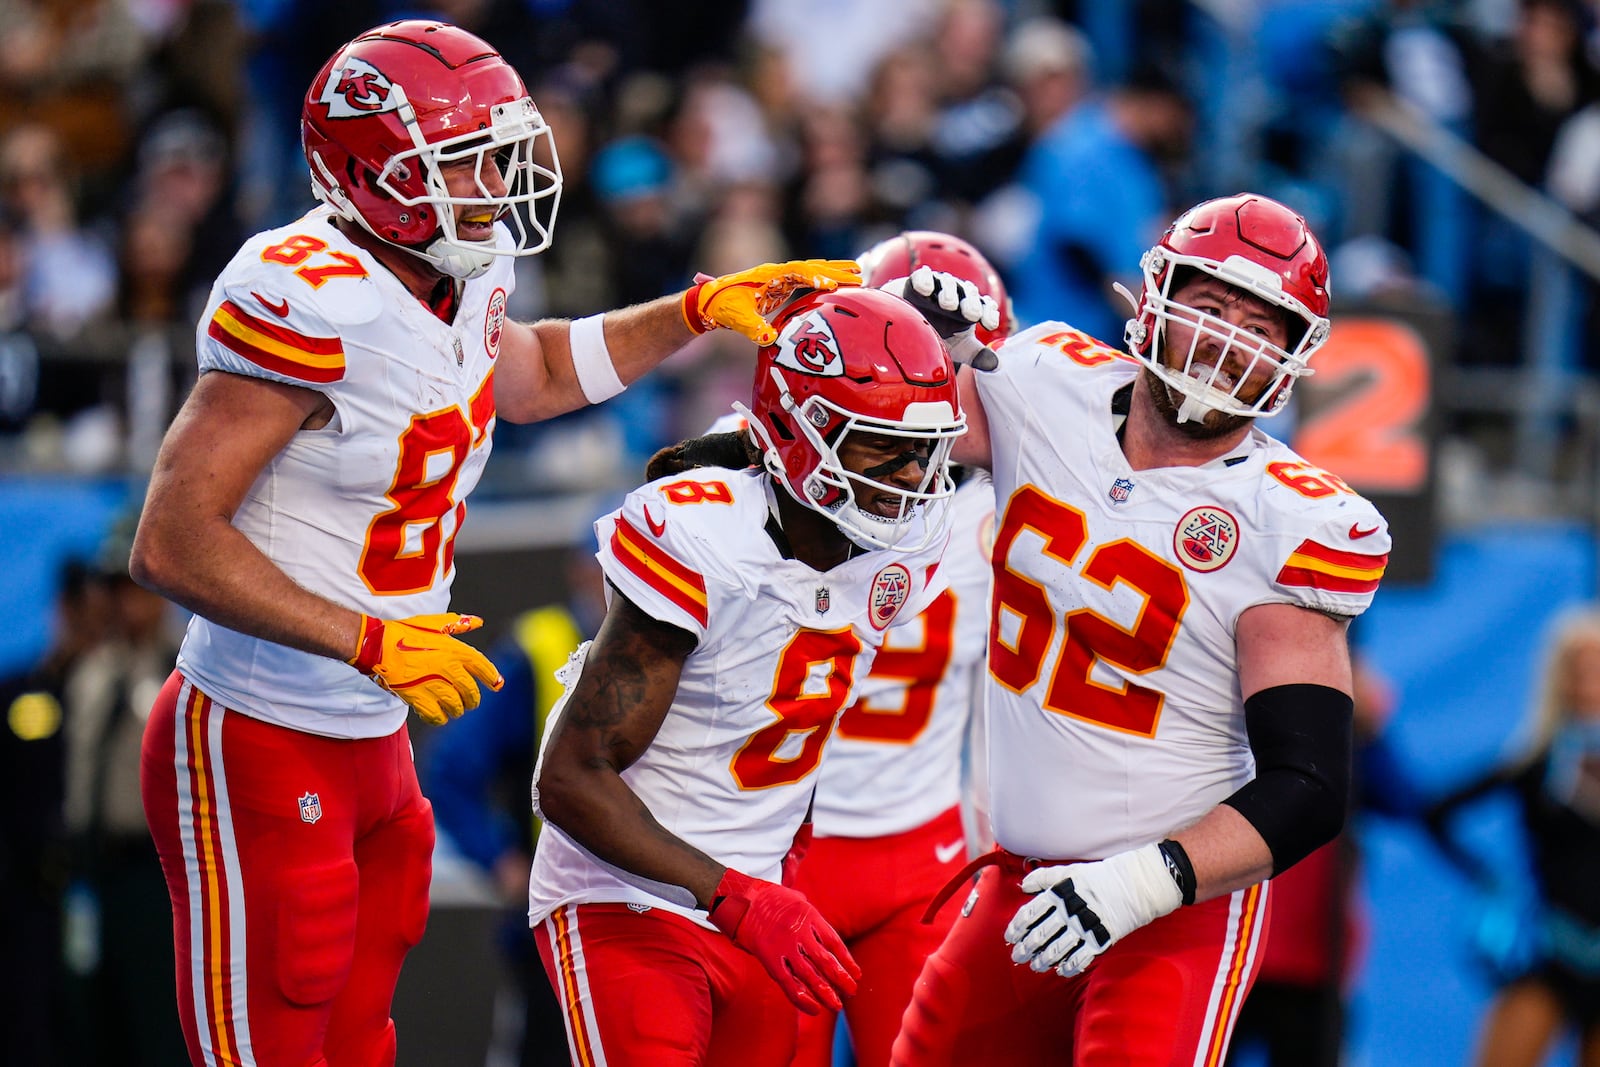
[1002,45,1193,340]
[1327,0,1482,308]
[0,557,108,1066]
[60,512,187,1066]
[1424,606,1600,1067]
[0,122,116,340]
[927,0,1028,214]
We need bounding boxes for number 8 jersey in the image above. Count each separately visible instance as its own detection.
[176,206,509,739]
[529,467,950,928]
[976,323,1390,861]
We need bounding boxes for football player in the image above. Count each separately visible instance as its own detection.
[130,19,860,1067]
[785,231,1011,1067]
[529,285,965,1066]
[892,193,1391,1066]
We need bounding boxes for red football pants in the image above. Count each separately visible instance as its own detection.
[140,672,434,1067]
[535,902,799,1067]
[789,805,966,1067]
[892,852,1271,1067]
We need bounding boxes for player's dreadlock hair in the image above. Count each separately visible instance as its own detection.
[645,429,760,482]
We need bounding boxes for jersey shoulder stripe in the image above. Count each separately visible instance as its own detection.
[207,298,346,383]
[610,516,709,626]
[1276,538,1387,594]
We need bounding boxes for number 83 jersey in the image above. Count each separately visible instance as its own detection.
[975,323,1390,861]
[529,467,950,928]
[177,206,511,739]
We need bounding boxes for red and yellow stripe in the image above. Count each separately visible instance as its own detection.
[610,517,709,627]
[1201,882,1264,1067]
[184,686,244,1064]
[1276,539,1387,594]
[208,299,345,383]
[551,907,600,1067]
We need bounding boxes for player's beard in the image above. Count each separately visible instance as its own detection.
[1143,370,1253,440]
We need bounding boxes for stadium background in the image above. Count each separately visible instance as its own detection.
[2,0,1598,1064]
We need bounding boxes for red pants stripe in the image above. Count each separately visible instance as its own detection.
[535,902,799,1067]
[891,856,1271,1067]
[141,671,434,1067]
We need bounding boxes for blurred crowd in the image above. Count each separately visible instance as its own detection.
[0,0,1594,493]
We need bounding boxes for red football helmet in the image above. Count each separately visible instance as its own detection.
[1123,193,1330,422]
[735,287,966,550]
[302,20,562,280]
[857,230,1015,345]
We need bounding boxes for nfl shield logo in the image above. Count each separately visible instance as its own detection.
[815,586,831,614]
[1109,478,1135,504]
[298,792,323,825]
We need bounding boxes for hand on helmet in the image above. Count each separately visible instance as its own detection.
[884,266,1001,371]
[682,260,863,346]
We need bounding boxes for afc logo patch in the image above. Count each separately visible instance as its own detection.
[319,57,398,119]
[773,309,844,377]
[484,287,507,359]
[1173,505,1240,572]
[868,563,912,630]
[298,792,323,825]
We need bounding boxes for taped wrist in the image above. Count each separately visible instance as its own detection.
[1157,839,1197,905]
[1223,683,1354,875]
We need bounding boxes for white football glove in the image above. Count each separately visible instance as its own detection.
[1003,843,1182,978]
[882,266,1001,371]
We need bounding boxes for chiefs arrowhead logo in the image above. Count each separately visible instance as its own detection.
[773,310,844,377]
[320,57,399,119]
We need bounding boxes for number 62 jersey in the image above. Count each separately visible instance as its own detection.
[975,323,1391,862]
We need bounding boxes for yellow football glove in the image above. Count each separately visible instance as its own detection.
[348,613,504,726]
[682,259,862,346]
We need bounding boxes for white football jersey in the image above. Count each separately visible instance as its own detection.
[528,467,950,928]
[176,206,515,739]
[975,323,1390,861]
[812,470,995,838]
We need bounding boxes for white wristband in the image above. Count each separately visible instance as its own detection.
[569,313,625,403]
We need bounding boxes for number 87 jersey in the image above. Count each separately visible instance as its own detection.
[176,206,509,740]
[975,323,1390,862]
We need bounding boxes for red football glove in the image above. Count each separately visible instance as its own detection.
[707,867,860,1015]
[781,822,813,887]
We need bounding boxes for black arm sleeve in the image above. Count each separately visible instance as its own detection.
[1221,683,1354,875]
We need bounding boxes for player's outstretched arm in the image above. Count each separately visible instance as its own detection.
[494,260,862,424]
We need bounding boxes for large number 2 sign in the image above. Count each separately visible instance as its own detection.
[732,628,862,789]
[989,487,1188,737]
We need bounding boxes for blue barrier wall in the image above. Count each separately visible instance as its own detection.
[0,478,136,676]
[1349,522,1594,1067]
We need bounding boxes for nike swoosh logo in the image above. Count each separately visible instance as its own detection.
[935,839,965,865]
[251,291,290,317]
[643,505,666,538]
[1349,523,1380,539]
[395,639,429,653]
